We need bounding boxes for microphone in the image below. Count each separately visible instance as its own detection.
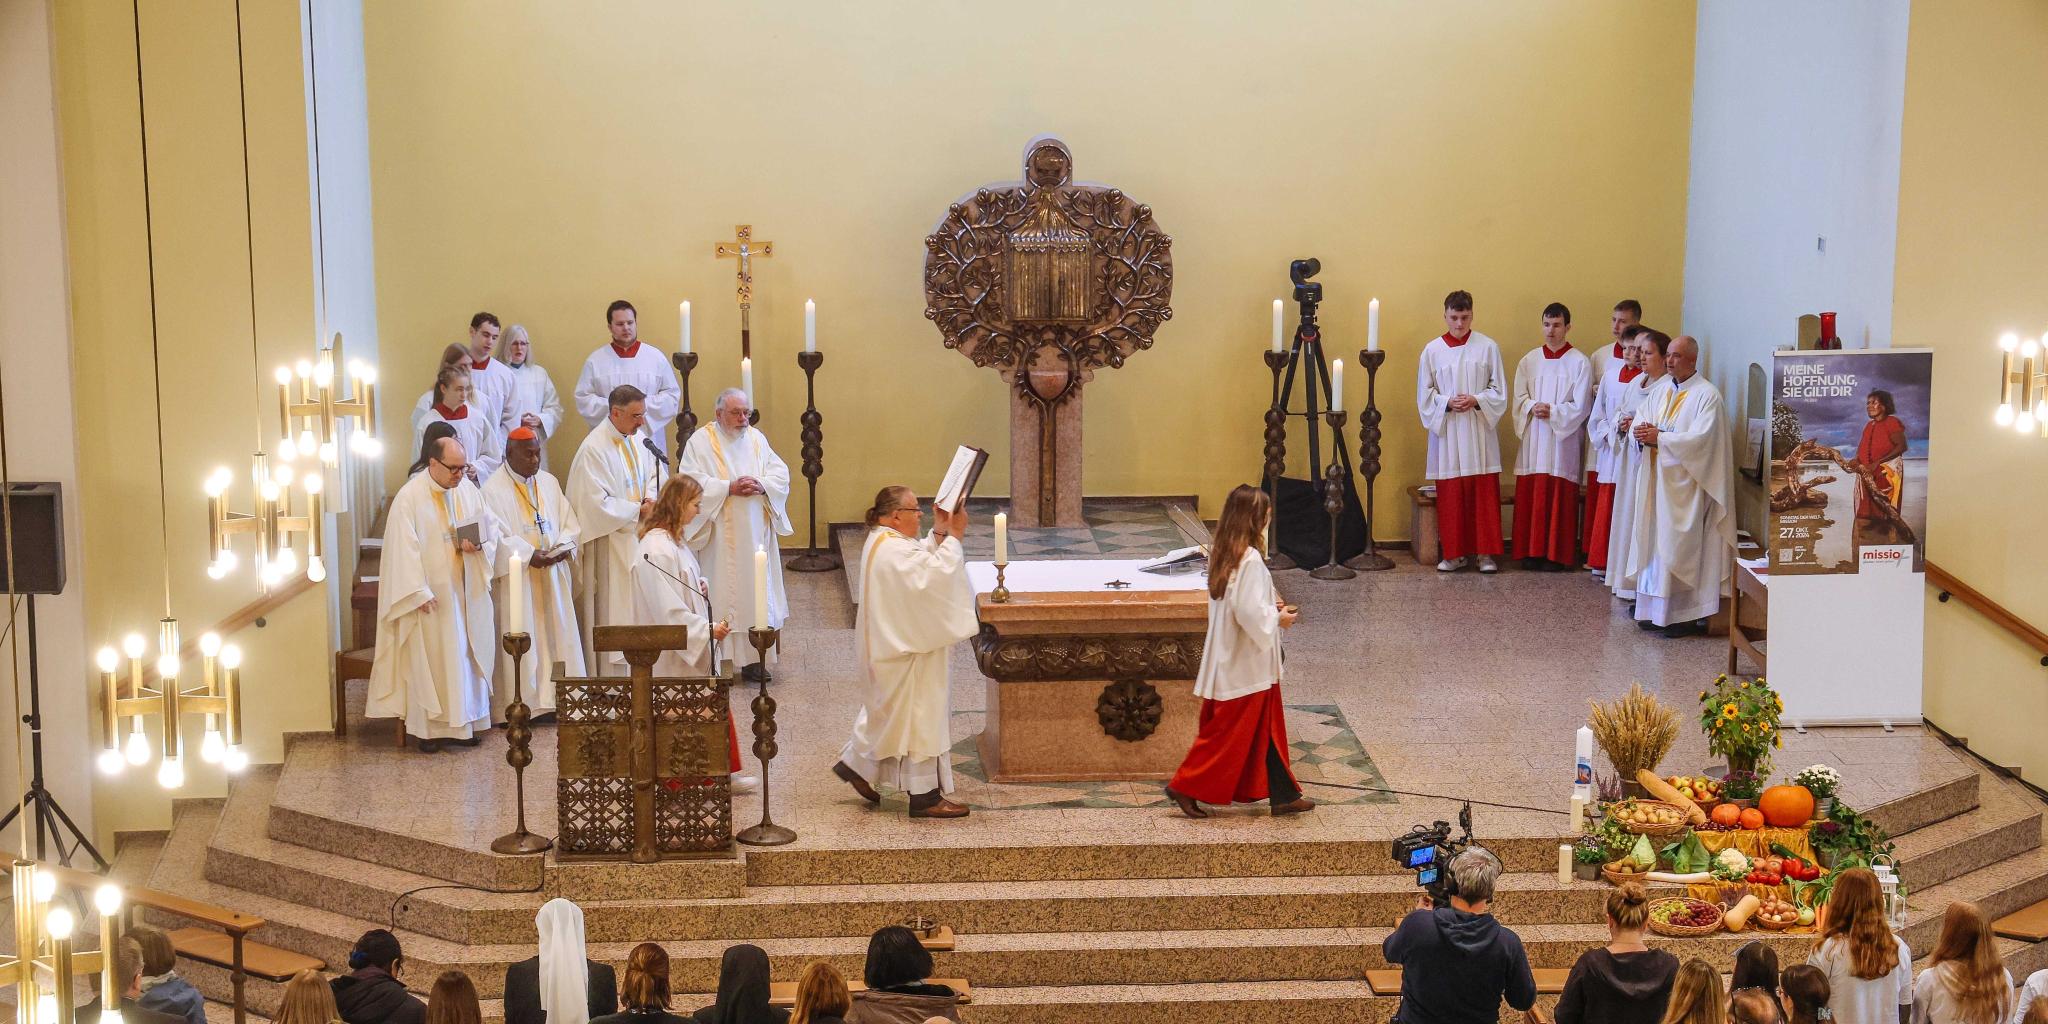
[641,436,670,487]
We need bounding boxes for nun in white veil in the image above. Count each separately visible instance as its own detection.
[503,899,618,1024]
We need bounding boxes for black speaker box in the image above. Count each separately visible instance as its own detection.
[0,482,65,596]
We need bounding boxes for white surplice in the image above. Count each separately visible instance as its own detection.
[1511,345,1594,480]
[413,402,502,484]
[481,465,584,712]
[566,422,661,674]
[366,471,502,740]
[1586,357,1639,484]
[1605,372,1665,600]
[504,360,565,470]
[1193,548,1283,703]
[572,342,680,456]
[1416,332,1508,479]
[412,386,506,446]
[677,424,792,667]
[630,528,715,677]
[837,527,978,795]
[465,356,520,437]
[1626,373,1736,626]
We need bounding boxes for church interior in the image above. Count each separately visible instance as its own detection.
[4,2,2048,1022]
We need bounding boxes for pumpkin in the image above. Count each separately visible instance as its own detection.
[1759,785,1817,827]
[1739,807,1766,830]
[1711,803,1742,827]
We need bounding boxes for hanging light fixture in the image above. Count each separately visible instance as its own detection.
[1997,332,2046,436]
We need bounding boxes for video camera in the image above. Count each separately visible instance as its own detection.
[1390,802,1475,909]
[1289,257,1324,308]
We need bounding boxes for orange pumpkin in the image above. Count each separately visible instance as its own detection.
[1759,785,1817,827]
[1711,803,1742,827]
[1739,807,1766,830]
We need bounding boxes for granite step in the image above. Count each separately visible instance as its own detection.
[955,979,1534,1024]
[1885,767,2041,894]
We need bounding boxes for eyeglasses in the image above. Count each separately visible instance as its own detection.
[891,506,920,515]
[432,458,469,473]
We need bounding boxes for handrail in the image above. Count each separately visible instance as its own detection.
[1926,560,2048,667]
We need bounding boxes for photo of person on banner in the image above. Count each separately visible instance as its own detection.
[1844,389,1913,546]
[1767,350,1931,575]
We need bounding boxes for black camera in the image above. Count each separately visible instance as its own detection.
[1289,257,1324,306]
[1391,803,1475,908]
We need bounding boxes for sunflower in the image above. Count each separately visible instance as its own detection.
[1775,695,1784,711]
[1738,681,1749,689]
[1775,735,1783,748]
[1699,691,1709,703]
[1722,703,1739,719]
[1742,723,1752,733]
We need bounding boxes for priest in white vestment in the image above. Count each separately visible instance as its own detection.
[1510,303,1594,570]
[677,388,792,680]
[1607,331,1669,604]
[567,385,661,675]
[366,436,502,751]
[503,325,565,472]
[1585,326,1646,578]
[573,300,680,456]
[482,428,584,715]
[833,487,977,819]
[1416,290,1508,573]
[1625,335,1735,638]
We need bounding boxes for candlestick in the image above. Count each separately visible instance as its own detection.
[753,546,769,626]
[1330,359,1345,414]
[680,300,692,354]
[1367,298,1381,352]
[804,298,816,353]
[741,356,754,405]
[490,631,551,854]
[1261,349,1296,571]
[786,350,840,572]
[671,351,701,453]
[1271,299,1284,353]
[735,625,797,846]
[1307,410,1355,581]
[994,511,1008,566]
[1343,349,1396,571]
[991,562,1011,604]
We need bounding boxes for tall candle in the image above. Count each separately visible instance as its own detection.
[1570,794,1586,834]
[753,546,769,626]
[994,512,1008,565]
[741,357,754,404]
[804,299,816,353]
[506,554,525,632]
[680,300,692,354]
[1368,297,1381,352]
[1330,359,1345,413]
[1574,725,1594,799]
[1558,843,1574,886]
[1271,299,1284,353]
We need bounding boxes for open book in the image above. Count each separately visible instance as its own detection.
[933,445,990,514]
[1140,546,1208,576]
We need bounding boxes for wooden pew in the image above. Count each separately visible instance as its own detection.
[768,979,972,1008]
[1365,967,1568,996]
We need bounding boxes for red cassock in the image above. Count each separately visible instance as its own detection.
[1512,474,1580,564]
[1436,473,1504,560]
[1169,685,1299,805]
[1583,473,1617,570]
[728,720,743,771]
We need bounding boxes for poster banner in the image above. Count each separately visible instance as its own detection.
[1768,350,1932,575]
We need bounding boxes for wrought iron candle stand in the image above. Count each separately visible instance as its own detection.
[786,351,840,572]
[735,626,796,846]
[1344,349,1396,571]
[1261,349,1297,570]
[671,351,701,453]
[1307,410,1357,581]
[491,632,552,854]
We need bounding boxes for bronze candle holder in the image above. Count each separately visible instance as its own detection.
[671,351,701,454]
[1261,348,1296,571]
[991,562,1011,603]
[1307,410,1357,581]
[787,350,840,572]
[1345,349,1396,571]
[735,625,796,846]
[491,631,552,854]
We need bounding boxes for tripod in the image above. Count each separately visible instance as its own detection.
[0,594,109,870]
[1266,260,1360,570]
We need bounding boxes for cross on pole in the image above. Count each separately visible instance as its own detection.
[716,224,774,359]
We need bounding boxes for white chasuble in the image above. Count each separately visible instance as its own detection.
[1415,332,1508,479]
[677,425,792,665]
[1625,374,1736,625]
[482,466,585,712]
[366,472,502,740]
[839,528,978,794]
[630,528,715,678]
[1511,345,1594,481]
[566,423,660,674]
[1605,373,1665,600]
[571,342,680,456]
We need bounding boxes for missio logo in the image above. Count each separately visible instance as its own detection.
[1861,548,1904,563]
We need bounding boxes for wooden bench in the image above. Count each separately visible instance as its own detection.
[1407,484,1516,567]
[1994,898,2048,942]
[167,926,323,983]
[1364,967,1568,996]
[769,978,972,1008]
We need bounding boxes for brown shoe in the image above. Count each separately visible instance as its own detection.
[1164,785,1208,819]
[907,791,970,819]
[1271,797,1317,816]
[833,761,881,806]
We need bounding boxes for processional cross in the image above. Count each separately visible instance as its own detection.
[715,224,774,359]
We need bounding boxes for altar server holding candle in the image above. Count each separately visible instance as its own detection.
[677,387,792,680]
[1510,303,1595,571]
[482,428,584,715]
[1164,484,1315,819]
[1416,290,1508,573]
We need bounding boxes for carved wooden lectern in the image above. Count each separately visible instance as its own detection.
[924,137,1174,526]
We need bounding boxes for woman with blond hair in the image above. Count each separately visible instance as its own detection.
[414,362,498,484]
[426,972,483,1024]
[592,945,690,1024]
[632,473,753,792]
[1807,867,1913,1024]
[1554,882,1680,1024]
[1913,902,2012,1024]
[275,970,345,1024]
[1660,959,1728,1024]
[789,961,849,1024]
[1164,483,1312,819]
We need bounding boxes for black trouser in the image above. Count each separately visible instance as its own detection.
[1266,741,1301,807]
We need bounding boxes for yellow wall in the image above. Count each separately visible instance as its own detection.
[362,0,1695,535]
[1892,0,2048,776]
[56,0,335,839]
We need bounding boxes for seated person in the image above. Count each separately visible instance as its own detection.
[505,900,618,1024]
[132,927,207,1024]
[690,944,787,1024]
[590,944,689,1024]
[332,929,427,1024]
[83,937,184,1024]
[846,927,957,1024]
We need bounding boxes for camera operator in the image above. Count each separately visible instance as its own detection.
[1384,847,1538,1024]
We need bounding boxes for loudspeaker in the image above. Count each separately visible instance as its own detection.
[0,482,65,596]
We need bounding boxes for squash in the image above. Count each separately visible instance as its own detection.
[1759,785,1817,827]
[1725,894,1762,931]
[1739,807,1766,830]
[1711,803,1742,827]
[1638,770,1708,825]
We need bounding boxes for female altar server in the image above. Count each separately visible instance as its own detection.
[1165,484,1315,819]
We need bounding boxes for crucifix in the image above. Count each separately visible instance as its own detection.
[715,224,774,359]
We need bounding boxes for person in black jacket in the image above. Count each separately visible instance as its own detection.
[1382,847,1537,1024]
[691,945,787,1024]
[332,929,427,1024]
[590,944,691,1024]
[1549,883,1680,1024]
[504,899,619,1024]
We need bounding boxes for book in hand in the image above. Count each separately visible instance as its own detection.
[455,520,483,547]
[1140,545,1208,577]
[933,445,990,514]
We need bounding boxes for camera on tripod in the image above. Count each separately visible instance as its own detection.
[1390,802,1475,908]
[1289,257,1324,308]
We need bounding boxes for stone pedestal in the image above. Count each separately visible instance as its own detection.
[1009,383,1084,528]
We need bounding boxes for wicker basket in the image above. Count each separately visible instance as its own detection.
[1755,914,1798,931]
[1602,862,1653,887]
[1648,897,1725,937]
[1614,800,1690,836]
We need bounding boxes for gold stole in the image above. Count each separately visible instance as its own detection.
[432,485,467,591]
[610,433,646,502]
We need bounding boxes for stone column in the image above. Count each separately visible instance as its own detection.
[1008,373,1085,528]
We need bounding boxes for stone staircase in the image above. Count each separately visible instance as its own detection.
[119,734,2048,1024]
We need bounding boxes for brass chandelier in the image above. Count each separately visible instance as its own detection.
[1996,332,2045,436]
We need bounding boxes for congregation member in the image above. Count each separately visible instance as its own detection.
[367,437,500,752]
[411,343,474,436]
[415,362,498,484]
[2016,970,2048,1024]
[483,428,584,716]
[1659,960,1727,1024]
[1606,329,1669,606]
[1550,883,1678,1024]
[1780,965,1833,1024]
[503,899,617,1024]
[502,325,566,470]
[832,487,976,820]
[632,474,756,794]
[568,385,662,675]
[790,962,852,1024]
[333,930,426,1024]
[1807,868,1913,1024]
[1625,334,1734,638]
[1913,902,2012,1024]
[270,970,340,1024]
[1383,847,1537,1024]
[83,938,182,1024]
[691,944,788,1024]
[591,944,689,1024]
[847,926,959,1024]
[1510,302,1594,571]
[427,972,483,1024]
[133,927,206,1024]
[1416,289,1508,573]
[1585,324,1648,578]
[677,388,793,680]
[1729,988,1783,1024]
[1163,483,1312,819]
[574,300,681,456]
[1731,941,1782,1004]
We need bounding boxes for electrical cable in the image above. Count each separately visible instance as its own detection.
[1299,777,1572,817]
[130,0,174,618]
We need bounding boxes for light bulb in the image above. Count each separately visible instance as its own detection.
[347,359,364,379]
[314,360,334,388]
[274,464,295,486]
[156,653,178,679]
[295,359,313,379]
[1996,404,2016,426]
[157,757,184,789]
[96,647,119,673]
[360,436,383,458]
[200,632,222,657]
[206,561,227,580]
[302,472,323,495]
[200,729,225,764]
[216,548,239,572]
[2019,411,2037,434]
[319,441,337,465]
[2026,338,2042,358]
[223,746,249,772]
[260,480,280,502]
[97,748,124,775]
[278,437,298,461]
[307,556,328,583]
[275,365,293,385]
[125,726,150,764]
[95,882,123,916]
[101,1008,125,1024]
[31,867,56,902]
[221,644,242,670]
[204,473,226,498]
[45,905,75,940]
[358,365,377,385]
[276,546,299,575]
[298,429,316,453]
[2001,332,2020,352]
[122,633,147,659]
[260,561,284,586]
[37,995,56,1024]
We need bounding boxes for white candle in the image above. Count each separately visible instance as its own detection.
[994,512,1008,565]
[1272,299,1284,353]
[804,298,816,353]
[741,357,753,404]
[1367,297,1381,352]
[753,546,769,626]
[1558,843,1574,886]
[506,555,525,632]
[1330,359,1345,413]
[1574,725,1594,799]
[1570,794,1586,834]
[680,300,692,354]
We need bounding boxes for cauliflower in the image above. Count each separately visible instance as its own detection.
[1716,847,1750,873]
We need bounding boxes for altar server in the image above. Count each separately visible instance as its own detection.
[482,428,584,714]
[1511,303,1595,571]
[1585,325,1647,578]
[366,436,501,752]
[412,341,499,439]
[414,362,498,485]
[1625,335,1735,638]
[832,487,977,819]
[1606,330,1669,604]
[1416,290,1509,573]
[462,312,519,436]
[630,474,755,794]
[676,388,792,679]
[502,325,565,471]
[567,385,661,674]
[1165,484,1314,819]
[1595,299,1642,378]
[573,300,680,456]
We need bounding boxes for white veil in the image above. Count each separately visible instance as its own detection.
[535,898,590,1024]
